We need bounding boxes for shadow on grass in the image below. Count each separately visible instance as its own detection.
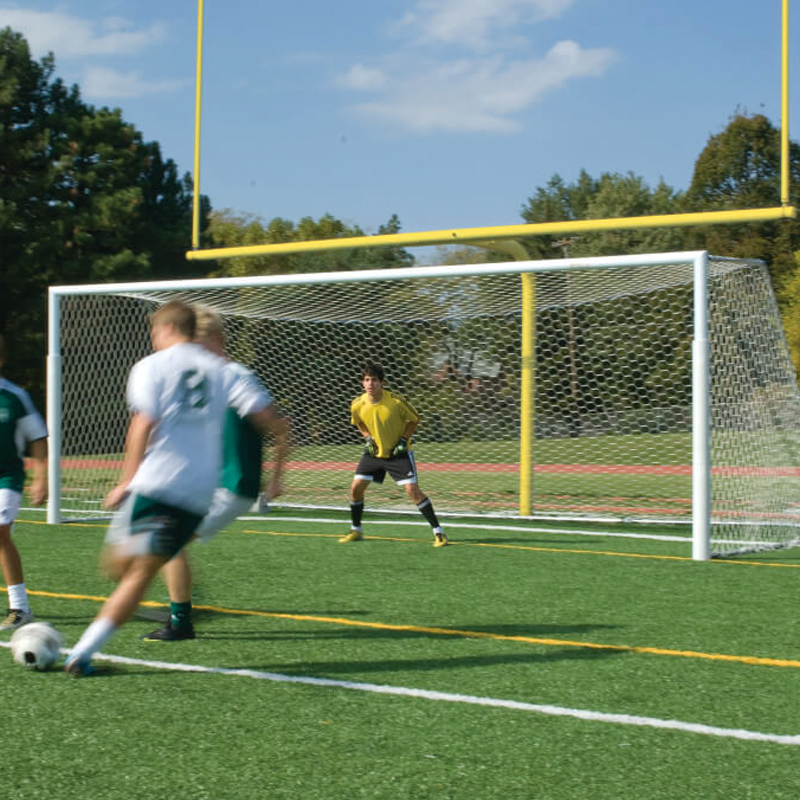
[256,645,626,677]
[194,615,618,640]
[80,619,625,678]
[192,619,624,674]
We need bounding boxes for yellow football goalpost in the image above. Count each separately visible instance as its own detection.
[184,0,795,522]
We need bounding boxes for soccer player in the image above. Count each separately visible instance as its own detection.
[341,362,447,547]
[64,301,277,676]
[142,305,289,641]
[0,334,47,631]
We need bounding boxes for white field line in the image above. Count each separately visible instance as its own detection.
[20,509,689,542]
[4,642,793,747]
[244,515,768,548]
[33,511,772,548]
[244,515,690,543]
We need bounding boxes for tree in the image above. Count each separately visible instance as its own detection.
[683,112,800,286]
[0,27,208,402]
[778,249,800,375]
[519,170,684,258]
[204,210,414,277]
[682,113,800,371]
[0,30,58,394]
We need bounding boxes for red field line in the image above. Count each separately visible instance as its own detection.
[57,459,800,477]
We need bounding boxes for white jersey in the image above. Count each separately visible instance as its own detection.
[125,342,269,515]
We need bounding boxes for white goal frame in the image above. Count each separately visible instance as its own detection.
[46,251,794,561]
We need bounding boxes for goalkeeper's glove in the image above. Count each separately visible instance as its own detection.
[364,436,378,457]
[391,437,409,458]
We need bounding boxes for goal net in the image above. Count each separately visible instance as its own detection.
[47,252,800,557]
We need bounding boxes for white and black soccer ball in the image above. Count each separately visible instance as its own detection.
[10,622,64,671]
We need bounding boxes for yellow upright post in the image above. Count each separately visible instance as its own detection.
[192,0,205,250]
[471,239,535,516]
[782,0,791,206]
[519,272,535,516]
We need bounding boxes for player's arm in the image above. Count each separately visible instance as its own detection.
[104,411,154,509]
[27,437,47,506]
[247,405,290,499]
[350,408,377,456]
[18,398,48,505]
[392,404,420,457]
[355,422,378,456]
[402,419,418,439]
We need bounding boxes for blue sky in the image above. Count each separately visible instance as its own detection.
[3,1,797,242]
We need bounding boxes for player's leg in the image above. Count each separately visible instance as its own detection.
[143,490,253,641]
[341,477,370,542]
[65,553,168,675]
[401,470,447,548]
[141,550,195,641]
[97,554,170,626]
[65,495,201,675]
[0,489,33,629]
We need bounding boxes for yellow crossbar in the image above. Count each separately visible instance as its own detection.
[186,206,796,261]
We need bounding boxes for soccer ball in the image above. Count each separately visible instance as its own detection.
[10,622,64,671]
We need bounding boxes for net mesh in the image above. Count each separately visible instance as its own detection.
[52,255,800,555]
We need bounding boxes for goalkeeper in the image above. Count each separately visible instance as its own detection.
[341,362,447,547]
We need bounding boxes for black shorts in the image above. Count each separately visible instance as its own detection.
[354,451,418,485]
[105,494,203,560]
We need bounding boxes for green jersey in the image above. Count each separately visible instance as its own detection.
[220,408,263,499]
[219,362,272,499]
[0,378,47,492]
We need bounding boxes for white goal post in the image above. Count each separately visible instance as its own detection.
[47,251,800,559]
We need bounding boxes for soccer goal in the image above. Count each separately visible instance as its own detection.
[47,251,800,559]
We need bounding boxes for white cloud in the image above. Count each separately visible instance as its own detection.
[0,8,167,57]
[338,64,387,91]
[345,40,616,133]
[82,67,186,100]
[397,0,576,48]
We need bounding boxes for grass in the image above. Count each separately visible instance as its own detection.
[2,510,800,799]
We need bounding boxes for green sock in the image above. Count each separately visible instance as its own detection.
[170,601,192,629]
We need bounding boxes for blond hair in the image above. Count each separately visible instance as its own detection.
[150,300,196,339]
[192,304,225,347]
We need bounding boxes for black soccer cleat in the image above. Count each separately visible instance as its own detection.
[141,621,196,642]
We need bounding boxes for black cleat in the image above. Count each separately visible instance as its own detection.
[141,622,196,642]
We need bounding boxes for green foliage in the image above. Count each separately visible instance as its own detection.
[520,170,685,258]
[0,27,207,402]
[682,112,800,287]
[205,210,414,277]
[682,113,800,373]
[518,114,800,380]
[778,250,800,375]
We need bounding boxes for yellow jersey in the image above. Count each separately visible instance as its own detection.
[350,389,419,458]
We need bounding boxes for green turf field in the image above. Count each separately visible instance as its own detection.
[2,510,799,799]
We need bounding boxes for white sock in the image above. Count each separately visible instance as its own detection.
[433,526,443,536]
[69,617,117,663]
[7,583,30,613]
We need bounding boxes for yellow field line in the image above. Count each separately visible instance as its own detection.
[14,519,800,667]
[243,528,800,569]
[17,516,800,567]
[13,586,800,671]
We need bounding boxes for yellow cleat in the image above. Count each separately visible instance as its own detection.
[338,529,364,543]
[433,532,448,548]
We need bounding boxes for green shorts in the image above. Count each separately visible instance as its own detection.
[105,494,203,559]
